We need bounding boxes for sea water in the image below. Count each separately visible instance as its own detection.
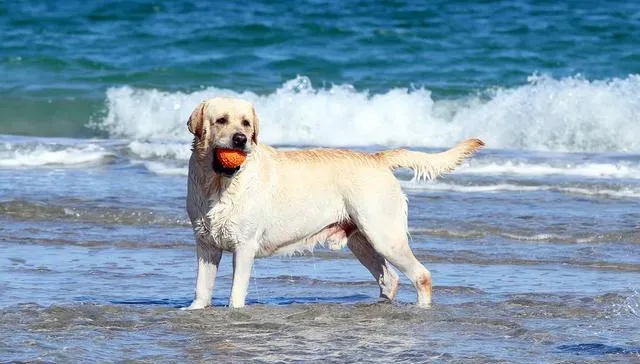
[1,1,639,362]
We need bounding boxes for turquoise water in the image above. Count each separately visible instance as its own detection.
[1,1,640,141]
[2,1,640,362]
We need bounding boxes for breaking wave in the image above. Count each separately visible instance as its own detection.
[95,74,640,152]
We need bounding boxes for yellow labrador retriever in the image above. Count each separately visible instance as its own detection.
[184,97,484,309]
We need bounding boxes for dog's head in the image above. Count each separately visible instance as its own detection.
[187,97,259,176]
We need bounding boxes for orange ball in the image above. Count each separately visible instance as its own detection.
[215,148,247,168]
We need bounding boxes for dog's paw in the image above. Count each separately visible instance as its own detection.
[228,302,246,309]
[415,302,433,309]
[182,300,210,311]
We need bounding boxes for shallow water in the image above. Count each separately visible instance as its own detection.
[2,243,640,363]
[2,0,640,362]
[2,140,640,362]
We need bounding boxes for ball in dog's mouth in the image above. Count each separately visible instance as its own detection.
[212,148,246,176]
[215,148,247,168]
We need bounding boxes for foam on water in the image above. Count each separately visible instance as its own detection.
[139,161,188,176]
[401,181,640,199]
[627,291,640,319]
[0,142,113,167]
[459,160,640,179]
[127,141,191,160]
[96,74,640,153]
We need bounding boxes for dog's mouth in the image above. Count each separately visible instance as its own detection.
[211,148,243,177]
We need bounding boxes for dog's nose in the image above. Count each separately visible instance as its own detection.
[232,133,247,148]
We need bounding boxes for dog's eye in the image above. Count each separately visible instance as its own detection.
[215,117,228,124]
[242,120,251,128]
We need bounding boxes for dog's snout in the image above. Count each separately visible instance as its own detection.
[232,133,247,148]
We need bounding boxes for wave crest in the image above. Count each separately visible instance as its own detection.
[0,141,114,167]
[95,74,640,152]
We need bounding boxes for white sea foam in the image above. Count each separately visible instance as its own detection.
[95,74,640,152]
[401,181,640,199]
[127,141,192,160]
[140,161,188,176]
[402,182,543,193]
[626,290,640,319]
[458,160,640,179]
[0,143,113,167]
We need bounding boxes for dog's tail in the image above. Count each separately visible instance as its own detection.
[376,138,485,180]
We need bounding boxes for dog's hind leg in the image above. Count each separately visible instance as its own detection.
[347,231,399,302]
[350,190,432,307]
[363,227,432,307]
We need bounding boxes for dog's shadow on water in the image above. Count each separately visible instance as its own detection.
[110,294,373,309]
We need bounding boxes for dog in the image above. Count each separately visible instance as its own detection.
[184,97,484,309]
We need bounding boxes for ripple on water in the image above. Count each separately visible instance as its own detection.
[556,343,640,355]
[2,294,639,362]
[625,291,640,318]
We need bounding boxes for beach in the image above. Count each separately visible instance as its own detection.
[1,1,640,362]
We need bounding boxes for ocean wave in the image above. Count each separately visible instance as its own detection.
[409,227,640,245]
[139,161,188,176]
[127,140,191,160]
[0,199,189,226]
[458,160,640,179]
[94,74,640,152]
[401,181,640,199]
[0,142,114,167]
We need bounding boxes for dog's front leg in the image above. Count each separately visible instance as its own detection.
[185,240,222,310]
[228,247,255,308]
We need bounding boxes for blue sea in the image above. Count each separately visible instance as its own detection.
[1,1,640,362]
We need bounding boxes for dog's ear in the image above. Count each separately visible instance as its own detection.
[252,106,260,144]
[187,101,206,138]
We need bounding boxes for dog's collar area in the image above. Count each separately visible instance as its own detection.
[212,149,241,177]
